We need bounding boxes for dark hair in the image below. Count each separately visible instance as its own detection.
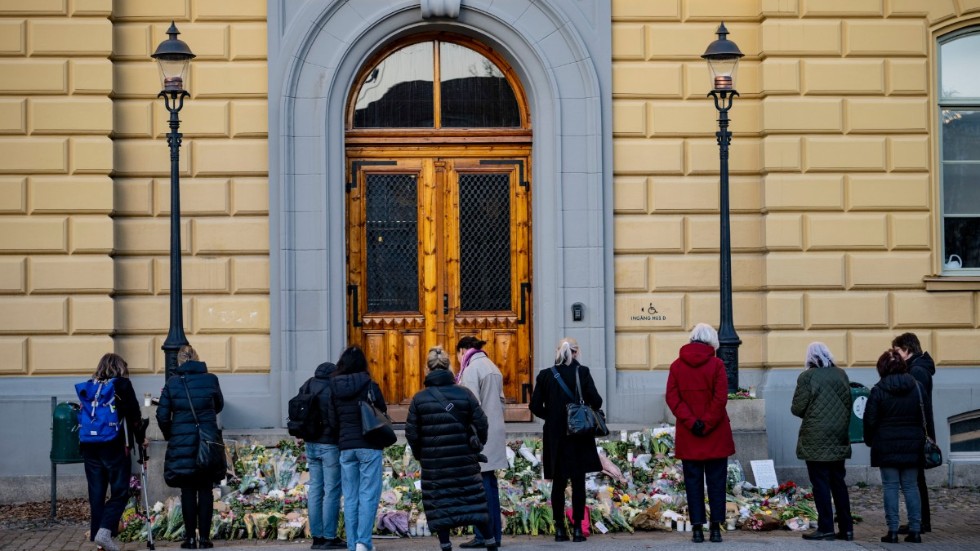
[891,332,922,355]
[876,349,908,378]
[335,345,368,375]
[456,336,486,352]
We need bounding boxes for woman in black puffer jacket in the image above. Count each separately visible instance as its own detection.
[405,346,494,551]
[864,349,933,544]
[157,345,225,549]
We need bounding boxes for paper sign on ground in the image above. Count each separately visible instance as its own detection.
[750,459,779,490]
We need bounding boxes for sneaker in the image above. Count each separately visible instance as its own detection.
[323,537,347,550]
[355,543,370,551]
[94,528,120,551]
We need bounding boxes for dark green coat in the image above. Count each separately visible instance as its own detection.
[791,366,852,461]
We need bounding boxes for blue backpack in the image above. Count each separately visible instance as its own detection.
[75,378,121,443]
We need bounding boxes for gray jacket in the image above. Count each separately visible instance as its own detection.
[458,351,509,471]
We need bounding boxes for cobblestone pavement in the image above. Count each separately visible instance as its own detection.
[2,486,977,551]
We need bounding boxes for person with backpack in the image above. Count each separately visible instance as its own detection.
[454,337,507,550]
[157,345,225,549]
[405,346,495,551]
[327,346,389,551]
[77,352,145,551]
[289,361,345,550]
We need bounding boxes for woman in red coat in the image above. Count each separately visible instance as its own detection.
[666,323,736,544]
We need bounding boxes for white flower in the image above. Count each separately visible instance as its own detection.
[268,489,286,500]
[153,501,164,513]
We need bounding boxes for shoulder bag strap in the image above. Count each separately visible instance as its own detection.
[429,386,470,429]
[914,382,929,436]
[552,366,582,404]
[574,366,585,403]
[180,376,200,428]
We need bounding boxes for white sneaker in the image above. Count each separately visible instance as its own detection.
[355,543,370,551]
[94,528,120,551]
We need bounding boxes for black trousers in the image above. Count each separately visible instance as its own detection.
[551,472,586,525]
[806,460,852,533]
[181,485,214,540]
[82,442,131,540]
[682,458,727,525]
[916,466,931,528]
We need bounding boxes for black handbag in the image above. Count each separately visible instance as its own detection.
[359,387,397,448]
[180,376,227,474]
[915,383,942,469]
[551,366,610,438]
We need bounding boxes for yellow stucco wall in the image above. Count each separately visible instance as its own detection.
[612,0,980,370]
[2,0,979,377]
[0,0,269,375]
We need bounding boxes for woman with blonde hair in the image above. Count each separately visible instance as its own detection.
[79,353,144,551]
[157,345,225,549]
[529,337,603,542]
[665,323,735,543]
[405,346,494,551]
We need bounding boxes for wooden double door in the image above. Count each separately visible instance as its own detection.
[346,149,533,421]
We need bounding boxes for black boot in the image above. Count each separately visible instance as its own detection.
[554,525,569,542]
[181,536,197,549]
[485,543,499,551]
[198,540,213,549]
[905,531,922,543]
[571,525,586,543]
[691,524,704,543]
[709,522,722,543]
[881,531,899,543]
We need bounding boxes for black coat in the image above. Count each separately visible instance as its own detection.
[156,361,225,487]
[908,352,936,439]
[298,362,339,445]
[405,369,490,532]
[528,361,603,479]
[864,373,933,468]
[328,371,387,451]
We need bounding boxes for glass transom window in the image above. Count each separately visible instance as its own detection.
[939,30,980,273]
[352,39,521,129]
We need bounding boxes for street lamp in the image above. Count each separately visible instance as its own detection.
[152,22,195,381]
[702,22,743,393]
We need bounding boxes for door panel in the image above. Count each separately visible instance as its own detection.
[347,153,531,422]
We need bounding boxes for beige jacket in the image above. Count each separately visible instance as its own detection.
[459,351,509,471]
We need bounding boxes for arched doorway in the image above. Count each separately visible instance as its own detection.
[345,35,533,421]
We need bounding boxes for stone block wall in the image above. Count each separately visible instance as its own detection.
[611,0,980,372]
[0,0,270,376]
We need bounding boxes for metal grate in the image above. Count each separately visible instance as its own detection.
[365,173,419,312]
[458,172,512,311]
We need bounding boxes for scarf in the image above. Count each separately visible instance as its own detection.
[455,348,482,383]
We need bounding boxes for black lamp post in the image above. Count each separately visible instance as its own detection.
[152,22,195,381]
[702,22,743,393]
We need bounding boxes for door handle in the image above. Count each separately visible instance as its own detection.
[443,293,449,314]
[518,281,531,324]
[347,285,362,327]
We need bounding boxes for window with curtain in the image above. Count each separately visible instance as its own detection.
[939,29,980,273]
[352,39,521,129]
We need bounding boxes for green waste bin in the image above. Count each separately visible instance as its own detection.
[849,382,870,443]
[51,401,83,464]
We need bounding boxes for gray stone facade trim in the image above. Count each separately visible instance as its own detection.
[268,0,614,421]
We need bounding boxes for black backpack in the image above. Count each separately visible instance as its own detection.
[287,380,327,440]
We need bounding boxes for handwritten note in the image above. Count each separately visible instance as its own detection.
[750,459,779,490]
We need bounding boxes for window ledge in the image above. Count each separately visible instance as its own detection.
[923,276,980,291]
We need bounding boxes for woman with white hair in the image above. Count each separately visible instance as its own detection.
[529,337,603,543]
[791,342,854,541]
[665,323,735,543]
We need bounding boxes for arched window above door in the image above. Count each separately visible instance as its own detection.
[350,37,526,129]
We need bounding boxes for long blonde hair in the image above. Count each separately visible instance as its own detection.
[554,337,579,366]
[93,353,129,380]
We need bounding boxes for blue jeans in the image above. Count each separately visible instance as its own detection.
[340,448,383,551]
[307,443,341,539]
[880,467,921,532]
[473,471,502,544]
[81,442,131,540]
